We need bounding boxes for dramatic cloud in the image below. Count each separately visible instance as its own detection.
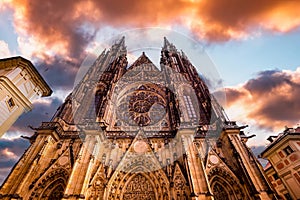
[35,56,80,91]
[0,138,30,185]
[12,0,97,61]
[0,0,298,96]
[1,0,299,61]
[225,67,300,131]
[0,0,11,11]
[192,0,300,41]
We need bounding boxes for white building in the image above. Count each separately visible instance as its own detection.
[260,126,300,200]
[0,56,52,137]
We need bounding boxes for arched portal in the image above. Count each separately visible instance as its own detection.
[47,181,65,200]
[211,176,240,200]
[40,178,67,200]
[29,169,69,200]
[105,165,170,200]
[122,173,156,200]
[208,167,249,200]
[211,182,230,200]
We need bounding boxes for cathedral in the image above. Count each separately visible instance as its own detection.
[0,37,277,200]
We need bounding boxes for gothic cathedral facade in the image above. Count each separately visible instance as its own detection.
[0,37,276,200]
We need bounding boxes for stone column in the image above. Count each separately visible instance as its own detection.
[63,134,96,200]
[180,130,213,200]
[223,128,272,200]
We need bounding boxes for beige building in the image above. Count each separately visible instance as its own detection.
[260,126,300,200]
[0,56,52,137]
[0,38,277,199]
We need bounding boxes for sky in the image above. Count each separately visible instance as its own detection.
[1,0,300,184]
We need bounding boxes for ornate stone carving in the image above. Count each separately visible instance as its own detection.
[208,167,248,200]
[123,174,155,200]
[86,177,106,200]
[117,84,166,127]
[172,163,190,199]
[29,169,69,200]
[212,183,229,200]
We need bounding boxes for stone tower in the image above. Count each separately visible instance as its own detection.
[0,38,276,200]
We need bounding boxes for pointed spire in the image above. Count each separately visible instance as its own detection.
[118,36,125,47]
[112,36,125,47]
[111,36,126,55]
[163,37,171,48]
[181,50,188,60]
[162,37,177,52]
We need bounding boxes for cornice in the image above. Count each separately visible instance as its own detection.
[260,133,300,158]
[0,56,52,96]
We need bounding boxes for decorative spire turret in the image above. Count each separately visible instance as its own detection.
[111,36,126,56]
[160,38,213,127]
[162,37,177,52]
[51,38,128,126]
[181,50,188,60]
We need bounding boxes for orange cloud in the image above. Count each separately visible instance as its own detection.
[1,148,17,159]
[2,0,300,59]
[224,68,300,132]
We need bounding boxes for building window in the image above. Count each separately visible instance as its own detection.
[272,173,279,180]
[284,193,293,200]
[283,146,294,156]
[295,172,300,184]
[183,95,196,118]
[7,97,15,109]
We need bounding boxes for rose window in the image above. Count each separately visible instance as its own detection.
[117,86,166,126]
[132,100,152,113]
